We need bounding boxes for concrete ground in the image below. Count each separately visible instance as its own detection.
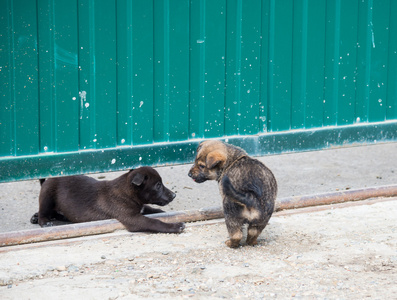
[0,142,396,233]
[0,198,396,299]
[0,142,396,299]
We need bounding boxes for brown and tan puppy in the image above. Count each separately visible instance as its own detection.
[31,167,185,234]
[188,140,277,248]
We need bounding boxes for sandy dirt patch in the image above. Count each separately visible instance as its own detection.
[1,199,396,299]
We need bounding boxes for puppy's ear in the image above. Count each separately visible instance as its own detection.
[131,172,145,186]
[206,151,226,169]
[196,141,206,152]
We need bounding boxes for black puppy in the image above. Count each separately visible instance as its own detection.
[30,167,185,233]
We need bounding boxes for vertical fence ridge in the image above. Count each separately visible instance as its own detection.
[387,0,397,120]
[267,0,275,132]
[163,0,170,141]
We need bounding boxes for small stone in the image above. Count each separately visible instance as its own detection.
[199,284,209,291]
[56,266,66,271]
[68,265,79,273]
[101,255,106,259]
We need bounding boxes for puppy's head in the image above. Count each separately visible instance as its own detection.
[188,140,227,183]
[129,167,176,206]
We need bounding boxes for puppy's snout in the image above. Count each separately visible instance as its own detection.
[171,192,176,200]
[188,171,192,178]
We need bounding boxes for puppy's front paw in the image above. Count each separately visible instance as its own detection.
[170,222,185,233]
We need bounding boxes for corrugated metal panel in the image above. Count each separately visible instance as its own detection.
[0,0,396,181]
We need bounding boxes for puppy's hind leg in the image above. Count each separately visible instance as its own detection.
[247,214,272,246]
[52,212,70,222]
[246,224,266,246]
[224,217,244,248]
[37,192,57,227]
[30,212,39,224]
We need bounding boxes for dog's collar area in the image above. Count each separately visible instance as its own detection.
[217,155,247,182]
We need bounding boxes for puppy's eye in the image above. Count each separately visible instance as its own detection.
[199,164,205,170]
[155,182,162,190]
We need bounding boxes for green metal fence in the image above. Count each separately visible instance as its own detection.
[1,0,396,182]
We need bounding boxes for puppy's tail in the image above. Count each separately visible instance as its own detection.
[222,175,261,208]
[39,179,45,186]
